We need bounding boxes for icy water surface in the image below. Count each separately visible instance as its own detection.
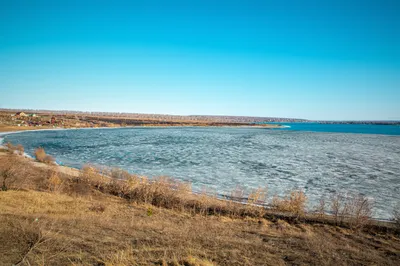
[3,127,400,219]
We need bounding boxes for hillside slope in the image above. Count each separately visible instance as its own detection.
[0,151,399,265]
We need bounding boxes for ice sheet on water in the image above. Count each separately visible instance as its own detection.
[3,127,400,219]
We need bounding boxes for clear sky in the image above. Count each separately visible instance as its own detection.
[0,0,399,120]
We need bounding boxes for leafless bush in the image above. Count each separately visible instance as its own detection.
[271,190,307,216]
[0,154,24,191]
[80,165,109,189]
[5,142,16,153]
[16,144,24,155]
[34,147,46,162]
[392,204,400,229]
[330,193,353,224]
[44,155,55,164]
[34,147,54,164]
[4,143,24,155]
[0,153,58,191]
[315,198,326,218]
[347,195,372,229]
[230,185,245,203]
[125,176,186,209]
[329,192,372,230]
[247,187,268,205]
[109,167,131,180]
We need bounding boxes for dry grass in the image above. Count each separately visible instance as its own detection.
[1,150,400,265]
[1,190,399,266]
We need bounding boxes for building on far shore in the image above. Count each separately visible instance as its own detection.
[14,112,28,118]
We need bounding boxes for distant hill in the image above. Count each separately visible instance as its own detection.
[0,108,307,123]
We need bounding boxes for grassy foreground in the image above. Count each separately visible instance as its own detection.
[0,150,400,265]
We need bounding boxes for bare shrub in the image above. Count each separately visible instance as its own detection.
[79,166,194,211]
[109,167,131,180]
[330,193,345,224]
[16,144,24,155]
[247,187,268,205]
[329,192,372,229]
[126,174,141,189]
[230,185,245,203]
[33,147,55,164]
[69,179,92,196]
[0,154,24,191]
[34,147,47,162]
[4,142,24,155]
[123,176,190,210]
[347,195,372,230]
[0,153,56,191]
[271,190,307,216]
[80,165,109,190]
[392,204,400,229]
[315,198,326,218]
[5,142,16,153]
[107,178,131,197]
[44,155,55,164]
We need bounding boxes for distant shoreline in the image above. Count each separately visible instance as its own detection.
[0,123,283,134]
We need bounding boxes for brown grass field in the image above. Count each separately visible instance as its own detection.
[0,147,399,265]
[0,110,282,131]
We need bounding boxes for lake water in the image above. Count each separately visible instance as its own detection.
[3,124,400,219]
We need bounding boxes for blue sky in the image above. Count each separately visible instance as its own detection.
[0,0,399,120]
